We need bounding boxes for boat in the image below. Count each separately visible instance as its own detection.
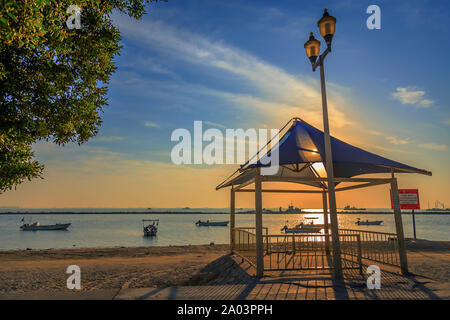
[281,218,323,234]
[142,219,159,236]
[355,218,383,225]
[278,202,303,214]
[195,220,229,227]
[20,221,71,231]
[426,200,450,211]
[344,205,366,211]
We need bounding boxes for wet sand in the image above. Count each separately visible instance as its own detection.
[0,240,448,299]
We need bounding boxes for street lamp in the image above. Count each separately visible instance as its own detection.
[317,8,336,49]
[304,8,343,279]
[304,32,320,64]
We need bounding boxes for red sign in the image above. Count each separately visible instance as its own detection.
[390,189,420,210]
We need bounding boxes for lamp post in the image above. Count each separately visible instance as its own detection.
[304,8,343,279]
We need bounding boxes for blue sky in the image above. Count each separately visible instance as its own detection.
[2,0,449,208]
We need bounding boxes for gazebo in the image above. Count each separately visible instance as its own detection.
[216,117,431,278]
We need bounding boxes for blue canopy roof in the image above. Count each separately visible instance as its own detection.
[253,119,431,178]
[216,118,431,190]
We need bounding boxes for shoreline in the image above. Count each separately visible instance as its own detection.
[1,238,448,253]
[0,243,230,257]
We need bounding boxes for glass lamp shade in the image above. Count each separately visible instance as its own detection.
[304,32,321,64]
[317,9,336,47]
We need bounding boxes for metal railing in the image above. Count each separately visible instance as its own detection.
[232,227,267,267]
[339,229,400,267]
[263,233,361,271]
[232,227,362,272]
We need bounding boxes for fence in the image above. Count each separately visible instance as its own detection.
[339,229,400,267]
[263,233,361,271]
[232,228,362,272]
[232,227,268,267]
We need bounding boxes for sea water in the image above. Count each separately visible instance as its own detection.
[0,209,448,250]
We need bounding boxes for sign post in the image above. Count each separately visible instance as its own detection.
[390,189,420,240]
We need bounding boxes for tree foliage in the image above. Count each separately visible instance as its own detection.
[0,0,158,192]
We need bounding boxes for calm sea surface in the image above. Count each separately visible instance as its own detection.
[0,208,448,250]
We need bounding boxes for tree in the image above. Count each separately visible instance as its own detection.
[0,0,160,192]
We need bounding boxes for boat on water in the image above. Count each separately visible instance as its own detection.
[344,205,366,211]
[195,220,229,227]
[426,200,450,211]
[281,218,323,234]
[239,203,302,214]
[355,218,383,225]
[277,202,303,214]
[20,221,71,231]
[142,219,159,236]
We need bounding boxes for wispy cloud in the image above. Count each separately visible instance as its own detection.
[391,87,434,108]
[386,136,409,145]
[144,121,160,128]
[204,121,227,129]
[121,54,180,79]
[112,15,353,129]
[368,129,409,145]
[418,142,448,151]
[92,136,125,142]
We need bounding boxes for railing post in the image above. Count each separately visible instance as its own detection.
[292,234,296,255]
[357,234,362,274]
[230,187,235,253]
[322,191,331,255]
[391,175,409,274]
[255,168,264,277]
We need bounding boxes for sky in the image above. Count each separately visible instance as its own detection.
[1,0,449,209]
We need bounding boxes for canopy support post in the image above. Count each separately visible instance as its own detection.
[255,168,264,278]
[390,172,409,274]
[322,191,330,255]
[230,186,235,254]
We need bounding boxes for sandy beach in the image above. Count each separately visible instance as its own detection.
[0,244,229,298]
[0,240,448,299]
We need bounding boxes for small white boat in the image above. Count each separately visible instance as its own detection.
[195,220,229,227]
[143,219,159,236]
[355,218,383,225]
[20,222,71,231]
[281,219,323,234]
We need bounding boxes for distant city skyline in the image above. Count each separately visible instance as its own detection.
[2,0,449,209]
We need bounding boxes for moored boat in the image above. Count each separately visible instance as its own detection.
[195,220,229,227]
[281,218,323,234]
[20,222,71,231]
[355,218,383,225]
[143,219,159,236]
[344,205,366,210]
